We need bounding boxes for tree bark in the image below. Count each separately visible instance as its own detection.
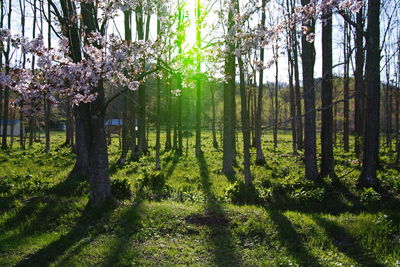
[238,55,252,185]
[301,0,318,180]
[343,21,350,152]
[210,85,218,148]
[273,45,279,151]
[354,7,365,158]
[358,0,381,187]
[195,0,202,155]
[255,0,266,164]
[1,0,11,149]
[320,9,335,178]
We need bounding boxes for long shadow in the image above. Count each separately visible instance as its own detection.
[0,172,95,266]
[195,154,242,266]
[268,210,322,266]
[164,152,180,178]
[14,202,116,266]
[99,201,142,266]
[313,215,385,267]
[0,171,88,237]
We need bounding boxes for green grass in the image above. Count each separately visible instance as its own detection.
[0,131,399,266]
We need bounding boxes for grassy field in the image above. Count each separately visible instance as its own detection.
[0,131,400,266]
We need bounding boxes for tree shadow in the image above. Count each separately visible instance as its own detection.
[268,210,322,267]
[0,171,88,237]
[313,215,385,267]
[14,201,116,266]
[164,152,180,178]
[194,154,242,266]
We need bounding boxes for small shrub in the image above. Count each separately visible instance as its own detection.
[360,187,381,204]
[111,177,132,200]
[224,181,259,204]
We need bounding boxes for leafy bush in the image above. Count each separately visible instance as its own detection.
[224,181,259,204]
[111,177,132,200]
[360,187,381,204]
[135,171,172,200]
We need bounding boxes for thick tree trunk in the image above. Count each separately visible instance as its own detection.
[222,3,236,175]
[320,9,335,178]
[80,2,112,206]
[301,0,318,180]
[358,0,381,187]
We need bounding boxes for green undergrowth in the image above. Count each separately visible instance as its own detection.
[0,131,399,266]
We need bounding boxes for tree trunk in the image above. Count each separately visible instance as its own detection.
[354,7,365,158]
[222,2,236,175]
[358,0,381,187]
[343,21,350,152]
[155,11,161,170]
[211,85,218,149]
[195,0,202,155]
[255,0,266,164]
[301,0,318,180]
[273,45,279,150]
[293,27,303,150]
[287,45,297,154]
[320,9,335,178]
[118,10,132,165]
[44,100,51,153]
[165,77,172,151]
[80,1,112,206]
[1,0,11,149]
[238,55,252,185]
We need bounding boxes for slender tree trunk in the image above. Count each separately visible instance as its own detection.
[65,99,74,146]
[238,55,252,185]
[44,100,51,152]
[195,0,202,155]
[301,0,318,180]
[155,10,161,170]
[177,73,183,155]
[136,6,148,156]
[211,85,218,148]
[287,45,297,154]
[343,21,350,152]
[320,9,335,178]
[165,77,172,151]
[1,0,12,149]
[10,108,15,148]
[273,45,279,150]
[358,0,381,187]
[255,0,266,164]
[293,26,303,150]
[354,7,365,158]
[118,10,132,165]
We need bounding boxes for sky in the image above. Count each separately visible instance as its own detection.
[5,0,400,86]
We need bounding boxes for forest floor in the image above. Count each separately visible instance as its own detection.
[0,131,400,266]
